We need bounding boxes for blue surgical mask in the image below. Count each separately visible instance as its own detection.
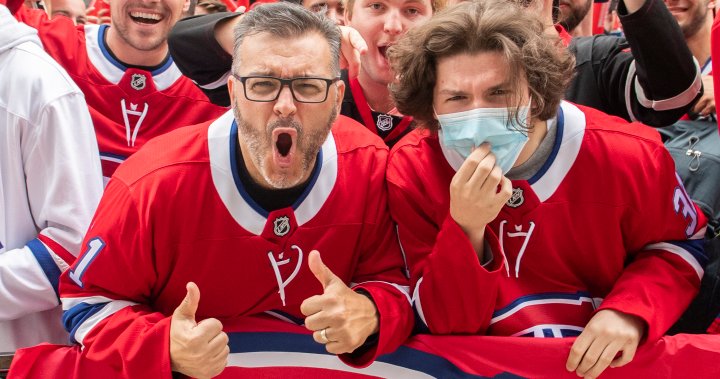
[437,103,531,174]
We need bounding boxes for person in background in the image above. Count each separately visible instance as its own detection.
[0,0,103,353]
[386,2,707,379]
[44,0,86,25]
[14,0,227,184]
[660,0,720,335]
[195,0,228,14]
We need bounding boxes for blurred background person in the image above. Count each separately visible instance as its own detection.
[44,0,86,25]
[195,0,228,15]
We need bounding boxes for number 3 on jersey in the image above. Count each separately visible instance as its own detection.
[673,173,698,238]
[68,237,106,287]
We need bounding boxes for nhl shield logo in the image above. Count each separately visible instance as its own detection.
[273,216,291,237]
[376,114,393,132]
[130,74,146,91]
[506,187,524,208]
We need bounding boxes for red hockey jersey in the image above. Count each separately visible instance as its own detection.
[16,9,226,181]
[388,101,707,342]
[9,314,720,378]
[58,112,412,377]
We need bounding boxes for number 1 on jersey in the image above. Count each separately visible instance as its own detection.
[68,237,106,287]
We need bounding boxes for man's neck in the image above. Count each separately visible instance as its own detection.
[105,26,169,68]
[357,71,395,114]
[514,119,548,167]
[687,20,712,68]
[570,11,593,37]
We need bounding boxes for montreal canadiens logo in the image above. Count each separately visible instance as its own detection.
[130,74,146,91]
[273,216,291,237]
[376,114,393,132]
[506,187,524,208]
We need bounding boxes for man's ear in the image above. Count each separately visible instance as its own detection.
[228,74,236,106]
[344,2,352,23]
[334,79,345,112]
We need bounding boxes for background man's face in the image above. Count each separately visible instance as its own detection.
[46,0,87,25]
[665,0,714,38]
[304,0,346,25]
[109,0,189,52]
[229,32,344,189]
[345,0,433,86]
[557,0,592,32]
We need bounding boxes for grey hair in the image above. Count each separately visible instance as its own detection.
[231,2,341,76]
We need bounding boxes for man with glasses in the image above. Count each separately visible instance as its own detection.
[33,3,412,378]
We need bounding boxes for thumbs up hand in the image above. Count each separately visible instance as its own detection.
[300,251,379,355]
[170,282,229,379]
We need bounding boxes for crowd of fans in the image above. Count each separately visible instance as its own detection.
[1,0,719,377]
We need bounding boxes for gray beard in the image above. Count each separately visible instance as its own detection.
[232,106,337,189]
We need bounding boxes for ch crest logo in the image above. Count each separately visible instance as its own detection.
[506,187,524,208]
[376,114,393,132]
[273,216,291,237]
[130,74,146,91]
[268,245,304,306]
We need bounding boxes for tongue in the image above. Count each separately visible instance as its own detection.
[276,133,292,157]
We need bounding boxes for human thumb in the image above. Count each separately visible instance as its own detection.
[308,250,340,291]
[173,282,200,322]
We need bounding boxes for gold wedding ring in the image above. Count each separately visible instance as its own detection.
[320,328,329,343]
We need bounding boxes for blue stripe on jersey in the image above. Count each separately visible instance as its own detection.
[291,148,323,209]
[413,305,431,334]
[62,302,108,344]
[265,309,305,325]
[99,151,128,160]
[96,25,173,76]
[542,329,554,338]
[561,329,582,337]
[151,56,174,76]
[669,239,708,266]
[27,238,61,296]
[528,106,564,185]
[228,120,323,217]
[492,291,593,319]
[97,25,126,72]
[229,120,271,217]
[228,332,512,378]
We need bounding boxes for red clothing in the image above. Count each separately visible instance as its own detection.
[9,315,720,378]
[16,9,226,181]
[388,101,706,341]
[58,113,412,377]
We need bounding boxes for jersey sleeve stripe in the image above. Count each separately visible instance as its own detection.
[62,301,108,344]
[411,277,429,330]
[61,297,138,345]
[350,281,411,303]
[490,291,595,324]
[633,58,703,111]
[644,241,706,279]
[37,234,75,266]
[26,238,62,296]
[198,70,231,90]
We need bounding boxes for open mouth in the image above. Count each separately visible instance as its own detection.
[276,133,292,157]
[272,128,298,168]
[129,11,162,25]
[378,46,389,59]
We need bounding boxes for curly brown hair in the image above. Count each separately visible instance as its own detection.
[388,0,575,131]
